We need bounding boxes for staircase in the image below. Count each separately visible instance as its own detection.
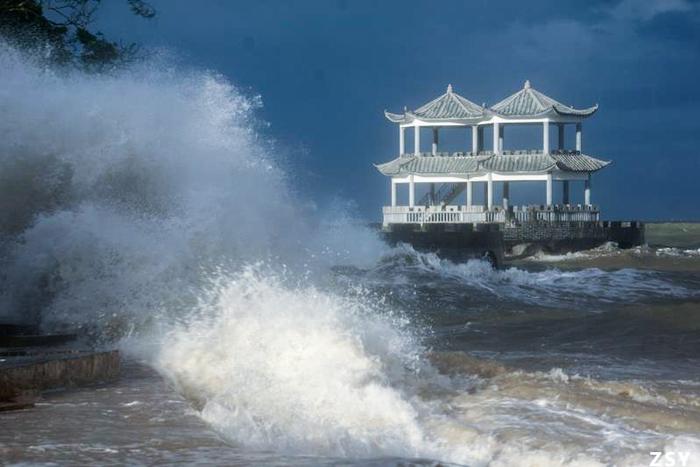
[418,183,465,206]
[417,183,467,223]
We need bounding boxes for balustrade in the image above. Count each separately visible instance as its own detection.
[383,204,599,226]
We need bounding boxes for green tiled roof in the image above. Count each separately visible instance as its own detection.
[481,153,555,172]
[386,81,597,124]
[375,151,610,176]
[490,80,598,118]
[385,84,484,123]
[376,154,485,175]
[550,152,609,171]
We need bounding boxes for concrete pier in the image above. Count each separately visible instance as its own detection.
[380,220,645,266]
[382,222,505,267]
[502,220,645,256]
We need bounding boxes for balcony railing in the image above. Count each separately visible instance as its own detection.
[382,204,600,226]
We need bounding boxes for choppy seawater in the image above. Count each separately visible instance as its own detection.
[3,243,700,467]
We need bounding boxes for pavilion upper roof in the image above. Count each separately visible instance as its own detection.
[385,81,597,124]
[490,80,598,119]
[385,84,485,124]
[375,150,610,176]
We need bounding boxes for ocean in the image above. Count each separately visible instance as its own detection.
[1,45,699,466]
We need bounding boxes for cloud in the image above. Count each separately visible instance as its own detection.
[499,19,597,63]
[607,0,694,22]
[498,0,699,66]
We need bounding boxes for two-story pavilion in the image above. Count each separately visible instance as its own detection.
[377,81,610,226]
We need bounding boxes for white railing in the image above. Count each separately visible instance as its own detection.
[383,205,503,225]
[383,205,599,225]
[514,205,600,223]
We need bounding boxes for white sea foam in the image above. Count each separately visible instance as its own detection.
[151,266,438,458]
[656,247,700,257]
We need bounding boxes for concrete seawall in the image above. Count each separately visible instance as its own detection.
[0,350,120,404]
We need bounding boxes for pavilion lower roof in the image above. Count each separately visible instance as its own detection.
[375,151,610,176]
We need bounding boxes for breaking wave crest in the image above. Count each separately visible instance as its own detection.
[369,245,699,307]
[150,265,441,459]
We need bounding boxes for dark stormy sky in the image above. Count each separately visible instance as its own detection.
[97,0,700,221]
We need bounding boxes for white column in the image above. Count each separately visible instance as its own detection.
[409,175,415,207]
[576,122,582,152]
[546,173,553,206]
[399,127,405,154]
[562,180,570,205]
[391,179,397,207]
[487,172,493,209]
[471,125,478,154]
[432,127,438,156]
[584,175,591,205]
[414,126,420,155]
[466,180,473,206]
[493,121,500,155]
[503,181,510,209]
[498,125,504,153]
[543,121,550,154]
[558,123,564,150]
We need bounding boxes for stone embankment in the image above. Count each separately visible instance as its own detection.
[0,326,120,410]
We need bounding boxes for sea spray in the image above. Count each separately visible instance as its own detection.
[0,42,384,331]
[0,42,471,461]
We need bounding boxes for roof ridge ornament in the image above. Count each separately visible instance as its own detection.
[524,80,531,89]
[447,83,453,93]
